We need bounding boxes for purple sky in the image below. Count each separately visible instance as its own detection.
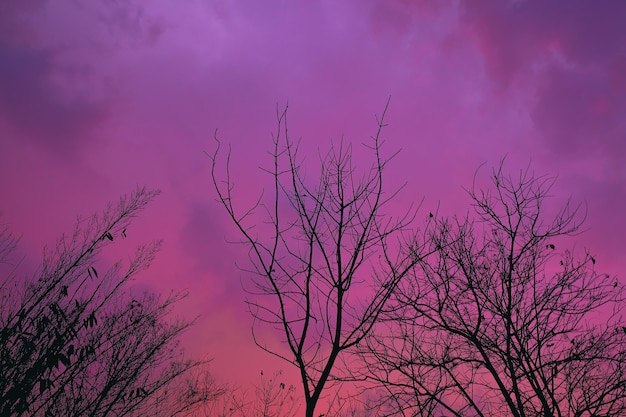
[1,0,625,396]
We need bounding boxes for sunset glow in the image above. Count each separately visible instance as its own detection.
[1,1,625,415]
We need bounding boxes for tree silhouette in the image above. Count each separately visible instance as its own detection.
[209,101,427,417]
[198,370,299,417]
[362,163,626,416]
[0,187,214,417]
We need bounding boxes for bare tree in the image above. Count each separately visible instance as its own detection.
[0,220,18,264]
[251,370,299,417]
[363,163,626,416]
[0,187,216,417]
[209,101,424,417]
[198,370,299,417]
[324,387,382,417]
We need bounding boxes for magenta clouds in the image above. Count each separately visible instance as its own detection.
[1,0,625,392]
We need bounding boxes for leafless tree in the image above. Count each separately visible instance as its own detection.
[323,387,383,417]
[0,220,18,264]
[251,370,300,417]
[362,163,626,416]
[209,101,425,417]
[198,370,299,417]
[0,187,216,417]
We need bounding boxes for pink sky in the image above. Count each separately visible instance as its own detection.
[1,0,625,405]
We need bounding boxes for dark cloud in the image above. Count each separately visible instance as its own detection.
[460,0,626,166]
[0,1,46,42]
[0,42,109,154]
[0,0,173,155]
[461,0,626,87]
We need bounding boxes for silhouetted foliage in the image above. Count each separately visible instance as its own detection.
[362,164,626,416]
[210,101,428,417]
[0,188,213,417]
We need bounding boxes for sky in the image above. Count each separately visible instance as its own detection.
[1,0,625,406]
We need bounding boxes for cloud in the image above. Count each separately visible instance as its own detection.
[179,201,248,311]
[459,0,626,165]
[1,0,625,392]
[460,1,626,85]
[0,42,109,153]
[0,0,176,155]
